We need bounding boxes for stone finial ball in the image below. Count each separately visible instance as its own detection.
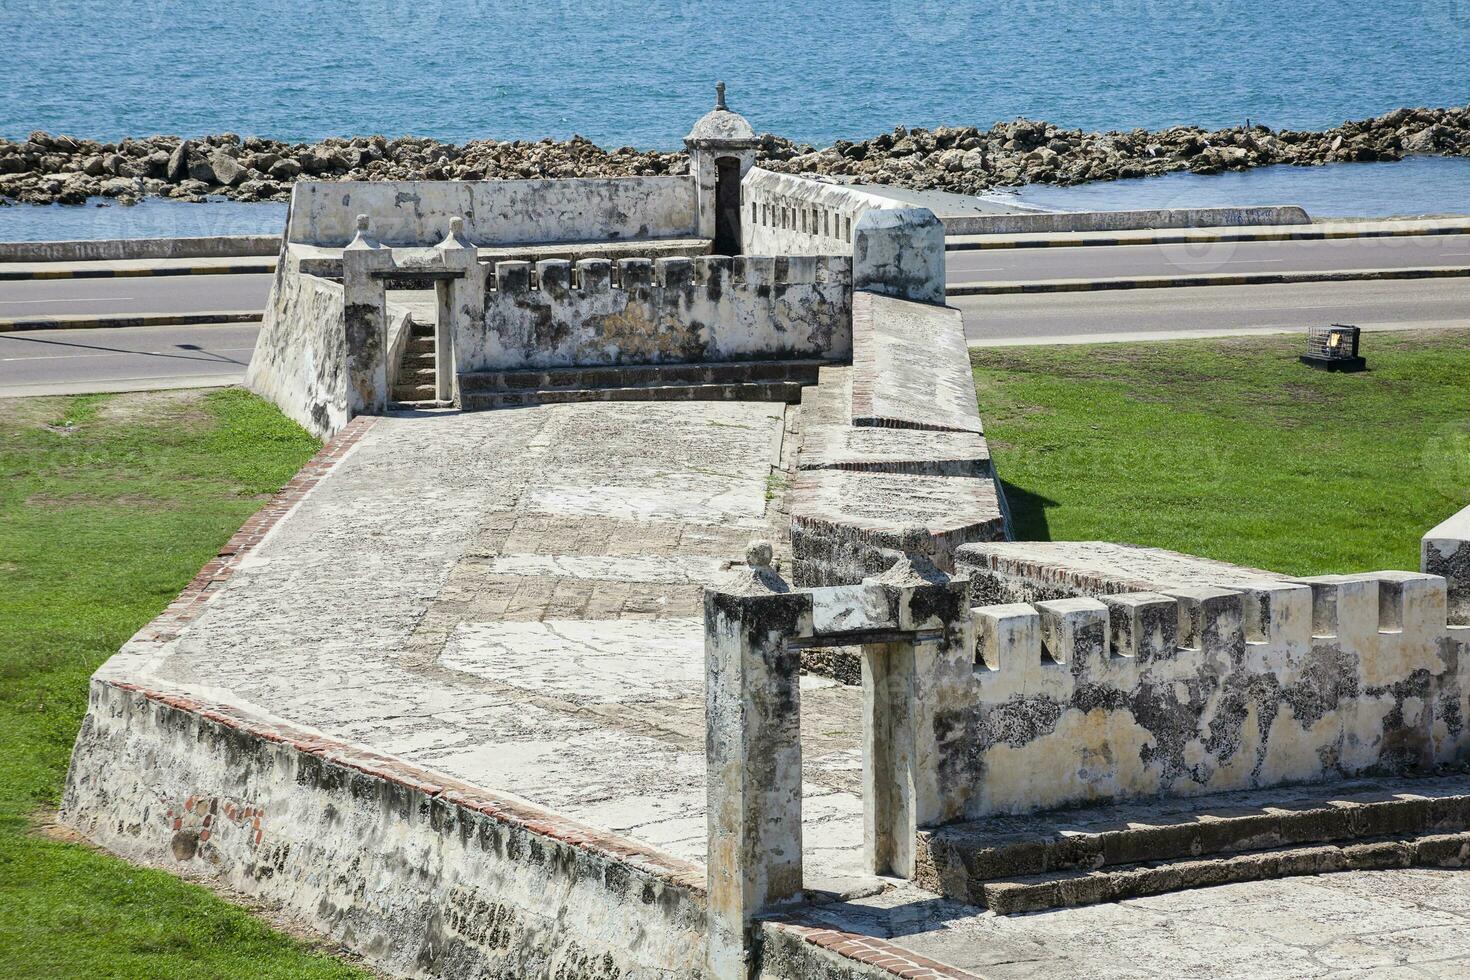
[746,540,773,568]
[356,213,370,231]
[450,216,464,234]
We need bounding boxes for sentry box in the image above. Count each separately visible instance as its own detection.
[1301,324,1366,372]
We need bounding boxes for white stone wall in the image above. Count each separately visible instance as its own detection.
[949,566,1470,820]
[244,250,351,438]
[457,254,853,373]
[1424,504,1470,625]
[64,680,707,980]
[286,176,699,248]
[245,248,414,439]
[741,169,902,256]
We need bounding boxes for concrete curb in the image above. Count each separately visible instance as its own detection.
[0,234,281,263]
[946,222,1470,251]
[0,311,263,332]
[946,266,1470,296]
[0,262,277,282]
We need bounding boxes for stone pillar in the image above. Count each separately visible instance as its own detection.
[853,207,947,305]
[704,541,812,980]
[860,553,972,877]
[684,82,760,253]
[1423,505,1470,626]
[341,214,395,416]
[434,216,481,403]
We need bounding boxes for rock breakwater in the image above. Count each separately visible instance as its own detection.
[2,105,1467,208]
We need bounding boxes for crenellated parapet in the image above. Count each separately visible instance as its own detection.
[961,569,1468,818]
[459,253,853,373]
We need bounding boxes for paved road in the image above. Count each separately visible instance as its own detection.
[946,233,1470,284]
[0,273,272,317]
[0,322,259,397]
[4,237,1469,395]
[956,277,1470,346]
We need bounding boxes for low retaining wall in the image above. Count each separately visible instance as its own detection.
[944,205,1312,237]
[287,176,698,247]
[0,234,280,263]
[460,254,853,373]
[65,678,708,979]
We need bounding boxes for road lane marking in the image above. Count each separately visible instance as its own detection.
[0,347,255,362]
[0,296,137,305]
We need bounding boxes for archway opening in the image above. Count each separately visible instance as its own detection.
[714,156,742,255]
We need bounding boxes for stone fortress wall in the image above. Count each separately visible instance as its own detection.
[464,254,853,373]
[90,92,1470,979]
[286,175,699,247]
[958,551,1469,818]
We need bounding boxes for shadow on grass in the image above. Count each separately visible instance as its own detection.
[1000,478,1058,542]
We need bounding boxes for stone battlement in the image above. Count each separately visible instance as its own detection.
[464,253,853,373]
[965,570,1467,816]
[485,253,850,292]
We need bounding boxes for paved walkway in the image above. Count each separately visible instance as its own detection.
[98,398,1470,977]
[104,399,874,891]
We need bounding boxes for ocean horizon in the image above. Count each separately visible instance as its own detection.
[3,0,1467,149]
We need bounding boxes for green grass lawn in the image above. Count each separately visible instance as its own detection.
[973,328,1470,576]
[0,388,370,979]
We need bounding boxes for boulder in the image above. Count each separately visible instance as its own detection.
[187,155,217,184]
[267,157,301,180]
[209,150,246,186]
[166,141,190,182]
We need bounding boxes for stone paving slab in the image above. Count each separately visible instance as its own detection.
[803,868,1470,979]
[94,398,874,892]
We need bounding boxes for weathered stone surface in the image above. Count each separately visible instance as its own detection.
[851,208,946,306]
[1424,503,1470,625]
[916,772,1470,906]
[61,401,889,977]
[959,540,1285,604]
[287,176,699,248]
[948,571,1467,819]
[458,254,852,373]
[740,167,896,257]
[850,292,979,435]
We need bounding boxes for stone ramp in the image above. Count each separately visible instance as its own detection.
[59,399,891,978]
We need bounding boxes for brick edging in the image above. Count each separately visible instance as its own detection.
[769,920,983,980]
[109,409,707,896]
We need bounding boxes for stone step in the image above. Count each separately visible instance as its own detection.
[980,831,1470,915]
[461,380,807,410]
[392,383,436,401]
[409,319,434,338]
[402,352,436,369]
[399,366,436,382]
[406,337,435,355]
[458,358,826,395]
[916,774,1470,910]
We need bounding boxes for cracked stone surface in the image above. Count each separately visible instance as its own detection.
[101,398,873,888]
[92,396,1470,976]
[802,869,1470,978]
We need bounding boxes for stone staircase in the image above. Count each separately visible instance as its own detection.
[915,774,1470,915]
[457,359,826,410]
[392,317,437,403]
